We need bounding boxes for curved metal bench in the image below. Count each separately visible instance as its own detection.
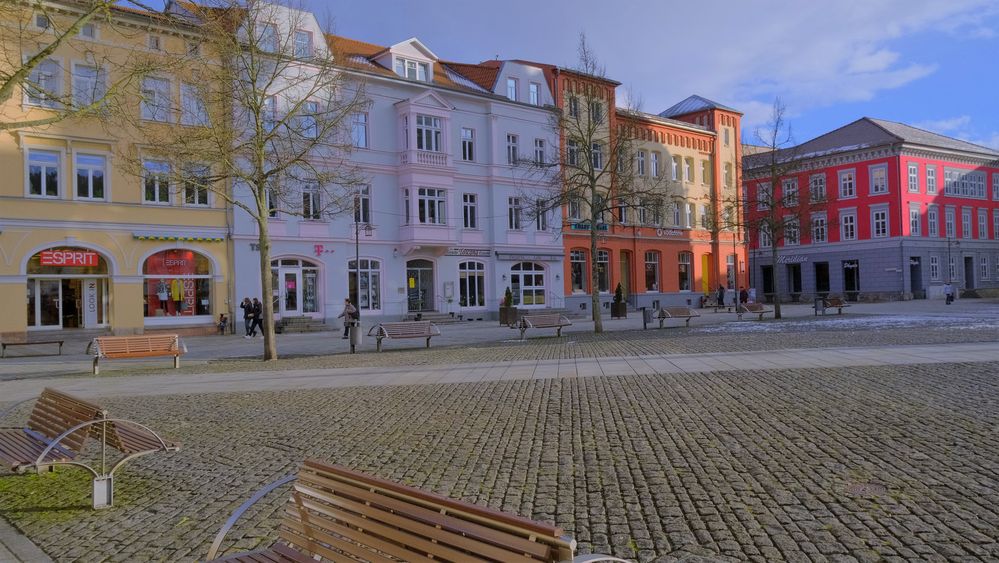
[657,306,700,328]
[207,459,632,562]
[90,334,184,375]
[515,312,572,340]
[368,321,441,352]
[738,303,774,321]
[0,388,179,509]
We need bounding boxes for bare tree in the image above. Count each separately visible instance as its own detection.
[522,34,679,333]
[737,98,826,319]
[120,0,368,359]
[0,0,168,131]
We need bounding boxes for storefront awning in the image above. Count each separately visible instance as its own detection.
[133,233,226,243]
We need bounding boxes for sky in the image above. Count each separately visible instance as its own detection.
[152,0,999,148]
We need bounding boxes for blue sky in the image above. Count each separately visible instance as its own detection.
[153,1,999,148]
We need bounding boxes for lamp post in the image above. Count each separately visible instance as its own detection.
[352,195,360,353]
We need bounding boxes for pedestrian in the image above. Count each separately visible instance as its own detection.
[717,284,726,307]
[337,298,357,339]
[249,297,264,337]
[944,282,954,304]
[239,297,253,338]
[739,286,749,305]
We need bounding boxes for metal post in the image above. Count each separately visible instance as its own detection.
[353,195,360,354]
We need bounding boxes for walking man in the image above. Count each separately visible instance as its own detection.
[239,297,253,338]
[337,298,357,339]
[249,297,264,337]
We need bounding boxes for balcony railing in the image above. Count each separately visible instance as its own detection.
[400,150,450,168]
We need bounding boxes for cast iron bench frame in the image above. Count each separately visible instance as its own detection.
[90,334,184,375]
[368,321,441,352]
[657,306,700,328]
[738,303,774,321]
[1,340,64,359]
[515,312,572,340]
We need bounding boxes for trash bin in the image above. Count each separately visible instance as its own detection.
[814,297,825,316]
[348,321,362,352]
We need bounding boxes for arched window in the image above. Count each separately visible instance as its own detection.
[510,262,545,306]
[144,249,212,317]
[678,252,693,291]
[458,261,485,308]
[271,258,320,314]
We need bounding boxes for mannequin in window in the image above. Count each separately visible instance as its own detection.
[156,280,169,314]
[171,278,183,315]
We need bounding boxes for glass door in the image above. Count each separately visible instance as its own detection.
[281,269,301,315]
[36,279,62,328]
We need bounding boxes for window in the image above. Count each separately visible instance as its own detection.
[180,83,208,126]
[591,143,603,169]
[348,259,381,310]
[461,128,474,161]
[677,252,692,291]
[995,211,999,240]
[870,165,888,194]
[908,163,919,192]
[944,168,987,198]
[144,250,213,318]
[809,174,826,202]
[570,250,586,292]
[508,197,523,230]
[671,156,680,181]
[644,251,660,291]
[568,198,582,221]
[506,78,517,101]
[462,193,477,229]
[759,224,772,247]
[72,64,105,108]
[259,24,278,52]
[928,207,939,237]
[684,158,693,182]
[925,165,937,194]
[417,187,446,224]
[262,95,276,131]
[723,128,730,146]
[672,203,681,226]
[35,13,50,29]
[26,58,61,108]
[785,218,800,246]
[945,208,955,238]
[699,204,708,229]
[293,30,312,58]
[651,152,659,177]
[395,58,429,81]
[529,83,539,105]
[840,212,856,240]
[701,160,710,184]
[78,22,96,39]
[724,163,732,187]
[930,256,939,280]
[535,199,549,231]
[507,134,519,164]
[962,208,972,239]
[811,214,827,243]
[141,76,171,121]
[567,140,579,166]
[510,262,545,306]
[757,182,771,210]
[993,173,999,200]
[416,115,441,152]
[534,138,545,164]
[839,170,856,198]
[143,160,170,204]
[147,34,161,51]
[981,256,989,280]
[978,209,987,239]
[910,208,921,237]
[353,186,370,223]
[872,208,888,238]
[617,199,628,225]
[636,151,646,176]
[783,178,798,207]
[186,41,200,56]
[458,262,485,307]
[183,165,209,207]
[567,96,579,118]
[75,154,106,200]
[27,150,60,197]
[351,112,368,148]
[949,256,956,281]
[590,101,602,124]
[266,182,279,218]
[298,101,318,138]
[596,250,610,292]
[685,203,694,228]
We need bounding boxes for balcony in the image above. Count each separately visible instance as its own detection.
[400,149,451,169]
[399,222,457,246]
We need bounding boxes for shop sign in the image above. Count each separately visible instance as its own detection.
[313,244,335,257]
[777,255,809,264]
[444,247,491,257]
[654,228,685,238]
[40,249,99,267]
[570,222,608,231]
[496,253,563,262]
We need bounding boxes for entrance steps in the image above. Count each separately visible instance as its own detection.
[276,316,331,333]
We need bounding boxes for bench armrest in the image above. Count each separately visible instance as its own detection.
[206,474,296,560]
[429,323,442,336]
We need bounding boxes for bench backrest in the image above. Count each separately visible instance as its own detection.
[825,297,845,307]
[26,388,106,453]
[381,322,433,337]
[523,313,566,327]
[280,460,574,562]
[742,303,767,312]
[662,306,695,316]
[94,335,179,356]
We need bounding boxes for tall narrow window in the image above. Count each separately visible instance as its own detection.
[909,209,921,237]
[508,197,522,230]
[678,252,692,291]
[569,250,586,292]
[353,186,370,223]
[783,178,798,207]
[535,199,548,231]
[568,198,581,221]
[839,170,856,198]
[75,154,106,200]
[181,83,208,126]
[870,166,888,194]
[617,198,628,225]
[591,143,603,169]
[928,207,939,237]
[671,156,679,180]
[506,78,517,101]
[417,188,446,225]
[945,208,955,238]
[685,203,694,228]
[26,58,61,108]
[644,251,660,292]
[461,128,474,161]
[183,165,209,206]
[927,166,937,194]
[262,95,276,131]
[841,212,856,240]
[293,30,312,58]
[416,115,442,152]
[811,215,827,243]
[529,83,539,105]
[596,250,610,292]
[73,64,105,108]
[930,256,939,280]
[352,112,368,148]
[978,209,987,239]
[141,76,171,121]
[785,218,800,245]
[701,160,710,184]
[567,140,579,166]
[961,208,972,239]
[299,101,318,138]
[506,134,519,164]
[348,259,381,310]
[993,173,999,200]
[567,97,579,118]
[651,152,659,177]
[462,193,477,229]
[908,163,919,192]
[872,209,888,238]
[981,256,989,280]
[636,151,646,176]
[684,158,693,182]
[534,138,545,164]
[590,101,602,124]
[143,160,170,204]
[458,262,486,307]
[27,150,60,197]
[810,174,826,202]
[301,185,321,219]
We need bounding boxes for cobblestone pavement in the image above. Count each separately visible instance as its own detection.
[2,361,998,562]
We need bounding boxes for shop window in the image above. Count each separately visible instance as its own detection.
[678,251,692,291]
[458,261,485,307]
[143,249,212,318]
[596,249,610,293]
[570,249,586,293]
[348,259,380,310]
[510,262,545,306]
[644,251,660,292]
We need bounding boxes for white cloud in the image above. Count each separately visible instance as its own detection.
[910,115,999,150]
[913,116,972,133]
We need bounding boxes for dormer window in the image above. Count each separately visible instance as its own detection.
[395,57,428,81]
[259,23,278,53]
[293,30,312,58]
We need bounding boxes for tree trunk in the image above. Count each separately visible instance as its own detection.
[770,245,782,319]
[590,218,603,333]
[257,216,278,360]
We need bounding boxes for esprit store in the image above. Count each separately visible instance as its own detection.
[26,247,108,330]
[143,249,213,323]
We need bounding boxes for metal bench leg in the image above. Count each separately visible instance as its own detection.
[174,354,180,369]
[520,327,526,341]
[685,318,691,327]
[556,327,562,337]
[58,342,63,355]
[377,337,383,352]
[425,337,431,349]
[93,357,100,375]
[93,475,114,510]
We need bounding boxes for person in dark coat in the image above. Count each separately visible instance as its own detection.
[739,286,749,305]
[239,297,253,337]
[717,285,726,307]
[249,297,264,337]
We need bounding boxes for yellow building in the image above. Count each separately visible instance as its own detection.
[0,3,230,341]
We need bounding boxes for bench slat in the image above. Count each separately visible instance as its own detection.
[280,510,421,563]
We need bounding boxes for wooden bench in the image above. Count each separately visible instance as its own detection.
[206,459,630,562]
[90,334,183,375]
[1,339,64,359]
[738,302,774,321]
[515,312,572,340]
[368,321,441,352]
[820,297,851,315]
[657,306,700,328]
[0,387,179,509]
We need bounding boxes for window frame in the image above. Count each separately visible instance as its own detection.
[506,78,518,101]
[140,75,172,122]
[416,187,447,225]
[142,159,171,205]
[840,210,857,241]
[461,128,474,161]
[73,152,108,201]
[26,148,63,199]
[351,112,369,148]
[507,196,523,230]
[907,163,919,193]
[458,261,486,308]
[71,61,106,109]
[869,164,888,195]
[838,169,856,199]
[811,213,827,244]
[462,193,478,229]
[24,56,62,109]
[506,134,519,164]
[293,29,313,58]
[871,207,889,238]
[180,82,208,127]
[528,82,540,105]
[353,185,371,224]
[644,251,660,292]
[182,164,211,207]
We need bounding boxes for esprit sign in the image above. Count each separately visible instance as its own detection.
[40,250,99,267]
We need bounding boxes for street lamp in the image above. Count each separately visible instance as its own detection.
[351,195,373,353]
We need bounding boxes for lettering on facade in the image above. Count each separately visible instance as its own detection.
[777,255,809,264]
[313,244,335,257]
[654,228,684,238]
[40,249,99,267]
[570,222,609,231]
[496,253,563,262]
[444,248,491,257]
[250,243,259,251]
